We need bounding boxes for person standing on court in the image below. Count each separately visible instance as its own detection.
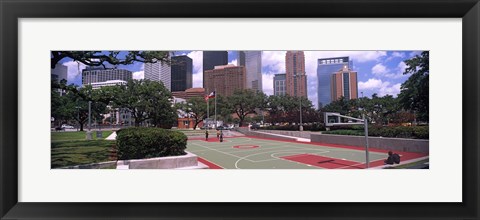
[205,129,209,141]
[219,130,224,142]
[216,129,220,139]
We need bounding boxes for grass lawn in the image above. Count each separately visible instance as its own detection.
[51,131,115,168]
[51,139,116,168]
[51,130,113,142]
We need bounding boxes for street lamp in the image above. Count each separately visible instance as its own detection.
[86,100,92,140]
[75,106,81,131]
[294,74,304,131]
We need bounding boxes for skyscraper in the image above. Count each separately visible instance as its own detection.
[82,68,132,85]
[203,51,228,88]
[330,65,358,101]
[51,63,68,95]
[248,51,263,91]
[238,51,262,91]
[171,55,193,92]
[273,73,286,96]
[51,63,68,83]
[237,51,246,67]
[144,59,172,91]
[203,64,246,97]
[317,57,352,108]
[285,51,307,98]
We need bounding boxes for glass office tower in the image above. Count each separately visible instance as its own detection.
[317,57,352,109]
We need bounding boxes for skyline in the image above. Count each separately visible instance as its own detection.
[59,50,422,109]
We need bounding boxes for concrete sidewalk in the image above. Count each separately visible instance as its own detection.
[105,132,117,140]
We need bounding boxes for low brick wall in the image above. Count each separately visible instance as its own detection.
[117,152,200,169]
[311,134,429,153]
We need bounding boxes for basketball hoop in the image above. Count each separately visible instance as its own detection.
[324,112,370,168]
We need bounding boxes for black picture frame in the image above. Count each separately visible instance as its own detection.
[1,0,479,219]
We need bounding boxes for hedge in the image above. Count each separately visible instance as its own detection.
[260,123,326,131]
[116,127,187,160]
[322,126,429,139]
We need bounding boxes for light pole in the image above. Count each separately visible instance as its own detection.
[86,101,92,140]
[294,74,304,131]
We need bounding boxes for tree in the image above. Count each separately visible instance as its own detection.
[51,51,170,69]
[398,51,429,122]
[113,79,174,127]
[225,90,267,127]
[177,97,208,130]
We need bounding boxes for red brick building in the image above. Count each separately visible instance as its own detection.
[285,51,307,98]
[172,87,206,100]
[177,118,204,129]
[330,65,358,101]
[204,64,246,97]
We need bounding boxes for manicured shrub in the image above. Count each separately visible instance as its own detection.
[116,127,187,160]
[260,123,326,131]
[323,126,428,139]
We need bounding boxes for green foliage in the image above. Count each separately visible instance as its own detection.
[323,126,429,139]
[322,130,364,136]
[177,96,208,129]
[51,83,108,131]
[225,89,267,127]
[266,94,318,124]
[116,127,187,160]
[51,51,170,69]
[261,123,326,131]
[113,79,175,127]
[398,51,429,122]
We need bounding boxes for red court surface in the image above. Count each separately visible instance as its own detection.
[280,154,364,169]
[197,157,223,169]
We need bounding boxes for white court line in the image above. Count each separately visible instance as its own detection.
[334,158,386,169]
[190,142,256,162]
[253,151,330,163]
[234,149,331,168]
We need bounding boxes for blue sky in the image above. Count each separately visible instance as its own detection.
[60,50,423,109]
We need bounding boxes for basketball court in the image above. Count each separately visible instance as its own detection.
[186,136,428,169]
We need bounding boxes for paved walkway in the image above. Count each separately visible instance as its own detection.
[105,132,117,140]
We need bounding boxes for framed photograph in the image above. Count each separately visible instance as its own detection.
[1,0,479,219]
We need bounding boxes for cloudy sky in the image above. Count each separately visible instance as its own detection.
[61,50,422,109]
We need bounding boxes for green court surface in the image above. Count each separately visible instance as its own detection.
[186,137,427,169]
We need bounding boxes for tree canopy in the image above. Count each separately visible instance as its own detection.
[51,51,170,69]
[397,51,429,122]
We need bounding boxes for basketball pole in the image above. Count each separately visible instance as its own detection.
[363,114,370,168]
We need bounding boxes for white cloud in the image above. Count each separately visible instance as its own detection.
[228,59,238,66]
[262,74,274,96]
[397,61,407,75]
[358,78,386,90]
[186,51,203,88]
[392,52,405,58]
[379,83,401,97]
[192,72,203,88]
[62,61,86,84]
[132,71,144,80]
[371,61,408,79]
[372,63,388,75]
[262,51,286,73]
[358,78,401,97]
[385,52,406,62]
